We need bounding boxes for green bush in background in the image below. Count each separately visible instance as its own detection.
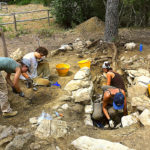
[7,0,150,28]
[51,0,105,28]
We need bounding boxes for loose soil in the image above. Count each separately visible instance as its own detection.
[0,4,150,150]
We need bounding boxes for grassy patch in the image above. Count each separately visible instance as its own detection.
[37,28,54,37]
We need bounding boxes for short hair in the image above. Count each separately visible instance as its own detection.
[35,47,48,56]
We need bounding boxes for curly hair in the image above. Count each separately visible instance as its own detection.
[35,47,48,56]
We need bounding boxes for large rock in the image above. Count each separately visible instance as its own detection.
[121,112,139,128]
[0,126,16,146]
[5,133,34,150]
[139,109,150,126]
[74,67,91,80]
[127,84,147,99]
[64,80,92,92]
[72,87,93,104]
[71,136,134,150]
[126,69,150,78]
[131,96,150,111]
[134,76,150,87]
[35,119,68,139]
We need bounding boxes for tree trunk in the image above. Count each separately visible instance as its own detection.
[104,0,119,42]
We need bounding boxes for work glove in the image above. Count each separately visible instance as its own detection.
[19,91,25,97]
[12,86,18,94]
[109,119,115,128]
[26,78,33,88]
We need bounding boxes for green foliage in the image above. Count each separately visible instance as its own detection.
[12,0,44,5]
[119,0,150,27]
[7,0,150,28]
[42,0,52,6]
[51,0,105,28]
[15,0,31,5]
[37,28,54,37]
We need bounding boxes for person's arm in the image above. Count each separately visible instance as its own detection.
[103,91,115,128]
[13,67,22,92]
[122,91,128,115]
[102,92,110,120]
[106,72,112,85]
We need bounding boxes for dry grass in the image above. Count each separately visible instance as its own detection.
[0,4,66,36]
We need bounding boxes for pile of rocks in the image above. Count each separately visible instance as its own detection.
[64,67,94,126]
[120,55,149,70]
[51,38,93,57]
[0,125,34,150]
[121,67,150,127]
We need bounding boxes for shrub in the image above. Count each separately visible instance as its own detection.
[51,0,95,28]
[37,28,54,37]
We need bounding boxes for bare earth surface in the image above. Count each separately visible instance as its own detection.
[0,4,150,150]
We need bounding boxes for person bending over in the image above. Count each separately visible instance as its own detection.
[100,88,127,128]
[0,57,29,117]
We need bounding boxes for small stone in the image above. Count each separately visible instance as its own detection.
[33,87,38,91]
[85,105,93,114]
[76,54,84,58]
[30,143,41,150]
[56,146,61,150]
[61,104,69,110]
[29,117,38,124]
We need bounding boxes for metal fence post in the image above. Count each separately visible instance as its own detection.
[13,13,17,31]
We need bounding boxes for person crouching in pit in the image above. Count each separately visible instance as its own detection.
[101,88,128,128]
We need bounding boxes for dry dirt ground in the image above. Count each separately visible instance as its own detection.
[0,4,150,150]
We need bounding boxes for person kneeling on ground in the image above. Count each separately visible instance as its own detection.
[0,57,29,117]
[102,61,125,91]
[99,88,127,128]
[20,47,50,88]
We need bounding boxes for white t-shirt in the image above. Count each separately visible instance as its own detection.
[20,52,38,79]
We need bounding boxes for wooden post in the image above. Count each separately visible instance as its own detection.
[0,28,8,57]
[13,13,17,31]
[0,3,2,10]
[47,10,50,26]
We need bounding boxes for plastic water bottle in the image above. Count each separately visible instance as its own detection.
[55,111,60,117]
[45,113,53,120]
[139,44,143,52]
[37,110,46,124]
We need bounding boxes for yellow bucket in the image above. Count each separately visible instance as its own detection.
[56,63,70,76]
[148,84,150,96]
[78,60,91,69]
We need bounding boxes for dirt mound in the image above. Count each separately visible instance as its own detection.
[75,17,105,34]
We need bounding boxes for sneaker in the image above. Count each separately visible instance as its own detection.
[2,111,18,117]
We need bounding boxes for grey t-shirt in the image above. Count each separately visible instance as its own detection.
[0,57,20,73]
